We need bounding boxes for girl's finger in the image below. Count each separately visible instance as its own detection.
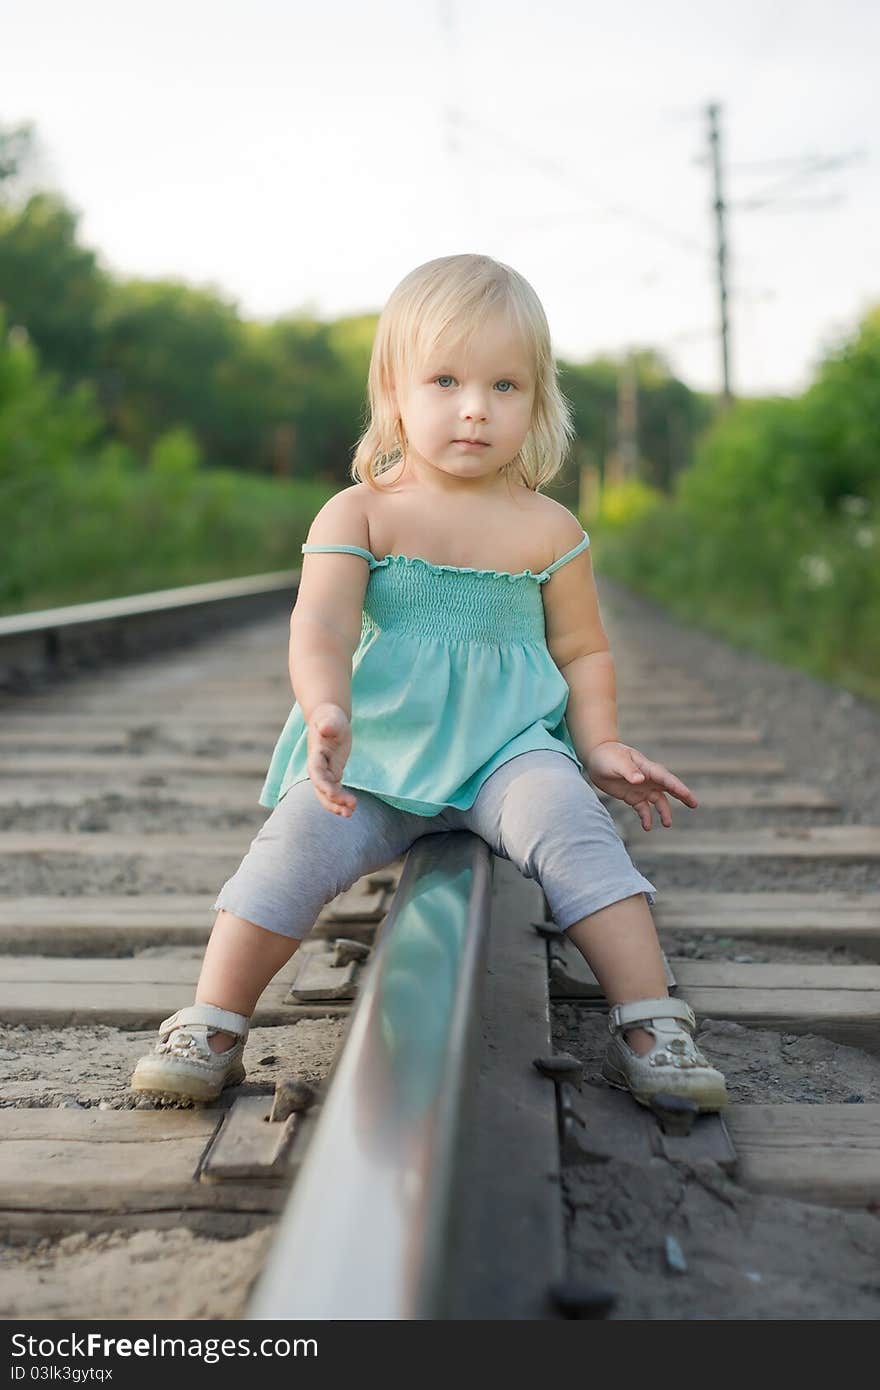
[321,778,356,808]
[630,797,652,831]
[609,759,644,783]
[654,766,690,797]
[656,767,684,790]
[627,754,652,782]
[636,757,696,805]
[635,756,679,789]
[665,777,697,805]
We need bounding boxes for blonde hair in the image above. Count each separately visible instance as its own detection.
[350,253,577,492]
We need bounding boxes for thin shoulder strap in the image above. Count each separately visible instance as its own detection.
[539,530,590,581]
[301,542,378,569]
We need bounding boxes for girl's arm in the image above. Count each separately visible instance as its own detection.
[558,649,618,756]
[290,488,370,717]
[289,615,354,723]
[543,513,698,829]
[290,490,371,815]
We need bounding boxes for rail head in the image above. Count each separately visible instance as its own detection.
[247,829,494,1321]
[0,570,302,692]
[0,570,300,638]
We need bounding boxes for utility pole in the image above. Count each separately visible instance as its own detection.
[604,350,640,489]
[577,444,601,521]
[618,351,639,482]
[707,102,733,409]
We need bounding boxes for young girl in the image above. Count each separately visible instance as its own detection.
[131,253,727,1112]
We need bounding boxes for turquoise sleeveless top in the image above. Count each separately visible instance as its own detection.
[259,530,591,816]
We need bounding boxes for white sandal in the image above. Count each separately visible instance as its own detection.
[130,1004,250,1102]
[601,997,728,1112]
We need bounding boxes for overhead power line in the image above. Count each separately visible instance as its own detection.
[448,106,711,260]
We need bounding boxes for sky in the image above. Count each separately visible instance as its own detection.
[3,0,878,397]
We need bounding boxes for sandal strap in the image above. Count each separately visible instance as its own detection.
[608,997,696,1034]
[159,1004,251,1039]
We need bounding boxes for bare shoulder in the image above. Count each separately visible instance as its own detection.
[306,486,371,550]
[527,494,587,565]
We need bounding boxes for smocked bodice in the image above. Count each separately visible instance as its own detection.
[362,557,548,644]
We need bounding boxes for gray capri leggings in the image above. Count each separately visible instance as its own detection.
[212,750,657,940]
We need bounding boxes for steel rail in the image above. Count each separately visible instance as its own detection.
[0,570,299,690]
[248,829,496,1321]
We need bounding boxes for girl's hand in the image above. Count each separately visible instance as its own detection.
[306,703,357,816]
[586,740,698,832]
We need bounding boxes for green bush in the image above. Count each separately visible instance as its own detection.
[589,305,880,701]
[0,308,335,614]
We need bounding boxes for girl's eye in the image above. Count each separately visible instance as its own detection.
[433,376,516,392]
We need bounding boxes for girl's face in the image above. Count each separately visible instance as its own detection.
[393,311,536,489]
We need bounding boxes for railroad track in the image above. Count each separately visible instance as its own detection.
[1,580,880,1319]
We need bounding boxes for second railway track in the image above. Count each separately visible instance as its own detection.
[2,577,880,1319]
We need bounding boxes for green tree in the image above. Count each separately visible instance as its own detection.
[0,191,109,387]
[799,305,880,509]
[95,278,249,463]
